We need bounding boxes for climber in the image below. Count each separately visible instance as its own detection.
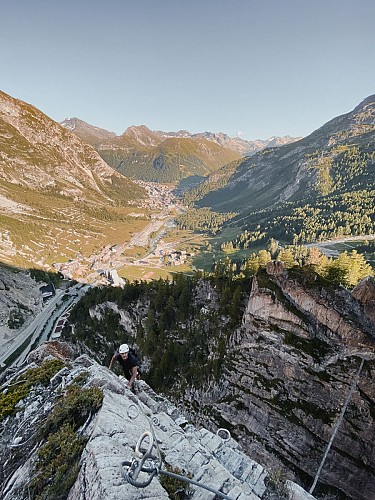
[109,343,139,390]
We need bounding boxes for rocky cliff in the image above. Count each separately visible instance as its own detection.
[55,264,375,499]
[0,341,314,500]
[182,264,375,499]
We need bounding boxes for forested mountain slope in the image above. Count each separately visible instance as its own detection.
[187,95,375,246]
[96,128,241,183]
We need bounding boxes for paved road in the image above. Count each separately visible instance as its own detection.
[306,234,375,257]
[0,284,89,368]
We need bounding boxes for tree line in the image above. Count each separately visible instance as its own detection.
[64,271,251,392]
[216,242,373,289]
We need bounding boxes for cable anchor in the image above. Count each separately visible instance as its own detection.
[125,431,158,487]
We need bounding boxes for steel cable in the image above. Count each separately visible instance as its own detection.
[121,460,234,499]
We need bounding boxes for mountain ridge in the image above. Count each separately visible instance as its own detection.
[191,94,375,213]
[0,90,143,203]
[61,118,301,156]
[60,118,301,183]
[0,90,149,270]
[0,336,316,500]
[60,117,116,145]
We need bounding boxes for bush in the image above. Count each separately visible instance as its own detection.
[41,384,103,438]
[22,359,66,387]
[0,383,29,420]
[29,423,87,500]
[160,464,193,499]
[0,359,66,421]
[30,377,104,498]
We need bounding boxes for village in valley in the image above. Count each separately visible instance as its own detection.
[53,182,196,286]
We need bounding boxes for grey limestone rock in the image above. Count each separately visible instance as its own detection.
[183,271,375,500]
[1,346,315,499]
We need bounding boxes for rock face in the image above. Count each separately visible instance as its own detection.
[352,276,375,323]
[183,271,375,499]
[0,342,313,499]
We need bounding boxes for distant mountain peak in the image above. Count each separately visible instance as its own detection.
[60,117,116,145]
[123,124,152,134]
[62,117,302,181]
[121,125,162,147]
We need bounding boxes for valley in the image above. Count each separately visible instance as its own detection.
[0,88,374,500]
[50,182,203,283]
[1,90,374,283]
[2,2,375,497]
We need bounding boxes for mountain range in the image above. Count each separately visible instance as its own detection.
[1,88,374,271]
[61,118,300,183]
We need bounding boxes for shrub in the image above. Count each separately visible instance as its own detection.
[0,359,66,421]
[0,383,29,420]
[29,423,87,500]
[22,359,66,387]
[30,377,104,498]
[41,384,103,438]
[160,464,193,499]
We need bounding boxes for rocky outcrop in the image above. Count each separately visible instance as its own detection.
[183,271,375,499]
[0,342,313,499]
[244,275,309,338]
[246,271,375,351]
[352,276,375,323]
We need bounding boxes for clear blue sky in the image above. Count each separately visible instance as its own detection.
[1,0,374,140]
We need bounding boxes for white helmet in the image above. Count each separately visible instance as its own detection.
[119,343,129,354]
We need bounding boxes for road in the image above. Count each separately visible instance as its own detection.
[306,234,375,257]
[0,283,89,368]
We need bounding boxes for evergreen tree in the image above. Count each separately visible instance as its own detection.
[277,248,297,268]
[258,249,272,268]
[326,250,374,287]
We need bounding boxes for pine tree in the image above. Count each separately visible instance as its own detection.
[277,248,297,268]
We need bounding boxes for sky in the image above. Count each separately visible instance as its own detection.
[1,0,374,140]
